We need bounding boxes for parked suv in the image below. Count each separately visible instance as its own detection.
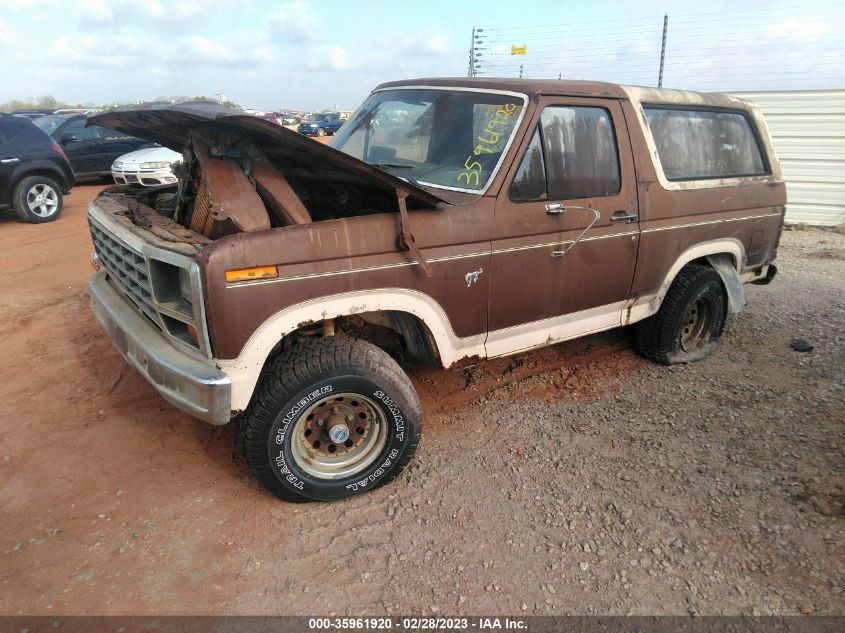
[297,112,344,136]
[32,113,153,179]
[0,114,74,223]
[85,80,785,502]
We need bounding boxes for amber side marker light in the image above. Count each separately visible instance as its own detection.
[225,265,279,283]
[186,324,199,341]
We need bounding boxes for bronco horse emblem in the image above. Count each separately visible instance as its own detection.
[465,268,483,288]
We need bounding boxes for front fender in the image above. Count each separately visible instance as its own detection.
[216,288,486,412]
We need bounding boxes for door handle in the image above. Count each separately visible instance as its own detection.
[1,157,20,163]
[610,211,638,223]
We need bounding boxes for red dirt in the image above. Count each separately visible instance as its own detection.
[0,185,633,615]
[7,187,838,617]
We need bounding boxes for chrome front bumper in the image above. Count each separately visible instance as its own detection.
[89,270,232,425]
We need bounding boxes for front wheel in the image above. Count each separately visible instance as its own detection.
[635,263,727,364]
[12,175,63,223]
[241,337,422,502]
[316,127,326,137]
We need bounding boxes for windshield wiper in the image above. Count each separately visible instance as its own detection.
[370,163,422,187]
[370,162,414,170]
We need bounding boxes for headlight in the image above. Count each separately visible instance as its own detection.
[178,268,193,306]
[148,260,193,313]
[113,161,122,169]
[140,161,171,169]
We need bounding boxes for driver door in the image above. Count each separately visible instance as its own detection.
[486,97,640,357]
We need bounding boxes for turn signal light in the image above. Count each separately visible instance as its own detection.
[225,265,279,283]
[186,324,198,341]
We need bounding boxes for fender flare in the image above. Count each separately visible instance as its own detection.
[9,160,72,192]
[706,253,745,314]
[627,238,746,322]
[217,288,485,412]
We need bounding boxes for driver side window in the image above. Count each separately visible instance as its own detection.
[509,105,621,202]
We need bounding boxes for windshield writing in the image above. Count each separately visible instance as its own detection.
[331,89,524,192]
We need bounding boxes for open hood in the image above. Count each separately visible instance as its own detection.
[89,104,448,208]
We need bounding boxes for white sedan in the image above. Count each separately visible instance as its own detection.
[111,146,181,187]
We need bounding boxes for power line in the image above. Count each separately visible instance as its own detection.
[472,5,844,90]
[481,2,841,33]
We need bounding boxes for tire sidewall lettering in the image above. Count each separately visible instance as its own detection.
[267,376,411,498]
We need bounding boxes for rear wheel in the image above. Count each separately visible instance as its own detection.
[241,337,422,502]
[12,175,63,223]
[635,264,727,364]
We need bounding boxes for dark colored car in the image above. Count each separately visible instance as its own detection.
[0,113,74,223]
[32,114,153,179]
[297,112,344,136]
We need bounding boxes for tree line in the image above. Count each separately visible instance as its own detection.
[0,95,242,113]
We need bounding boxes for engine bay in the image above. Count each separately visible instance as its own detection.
[115,123,423,240]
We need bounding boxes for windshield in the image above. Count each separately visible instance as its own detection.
[32,114,70,136]
[331,88,525,192]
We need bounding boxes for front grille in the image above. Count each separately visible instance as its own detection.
[89,219,163,330]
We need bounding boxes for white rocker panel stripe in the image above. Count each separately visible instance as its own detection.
[219,239,751,413]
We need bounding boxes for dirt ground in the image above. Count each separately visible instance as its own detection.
[0,185,843,616]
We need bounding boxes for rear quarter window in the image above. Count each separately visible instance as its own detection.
[0,117,25,142]
[643,106,769,181]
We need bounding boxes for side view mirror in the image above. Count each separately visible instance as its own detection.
[60,133,79,145]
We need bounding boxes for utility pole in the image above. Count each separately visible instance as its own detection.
[468,27,485,77]
[658,13,668,88]
[519,64,524,79]
[468,26,476,77]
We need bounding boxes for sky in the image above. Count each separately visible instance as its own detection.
[0,0,842,112]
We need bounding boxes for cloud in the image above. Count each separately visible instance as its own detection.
[305,44,352,71]
[0,0,60,9]
[266,1,321,42]
[0,18,12,45]
[49,29,271,73]
[404,29,451,54]
[81,0,113,22]
[766,18,828,41]
[153,0,205,20]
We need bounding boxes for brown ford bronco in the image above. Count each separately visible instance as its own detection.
[86,78,785,502]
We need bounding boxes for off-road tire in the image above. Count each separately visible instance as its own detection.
[241,337,422,502]
[12,175,63,223]
[635,263,727,365]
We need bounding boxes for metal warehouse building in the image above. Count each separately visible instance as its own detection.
[731,89,845,226]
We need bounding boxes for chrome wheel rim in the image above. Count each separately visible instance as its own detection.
[26,183,59,217]
[290,392,387,480]
[680,296,714,352]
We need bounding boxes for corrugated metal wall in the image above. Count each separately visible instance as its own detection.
[730,90,845,226]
